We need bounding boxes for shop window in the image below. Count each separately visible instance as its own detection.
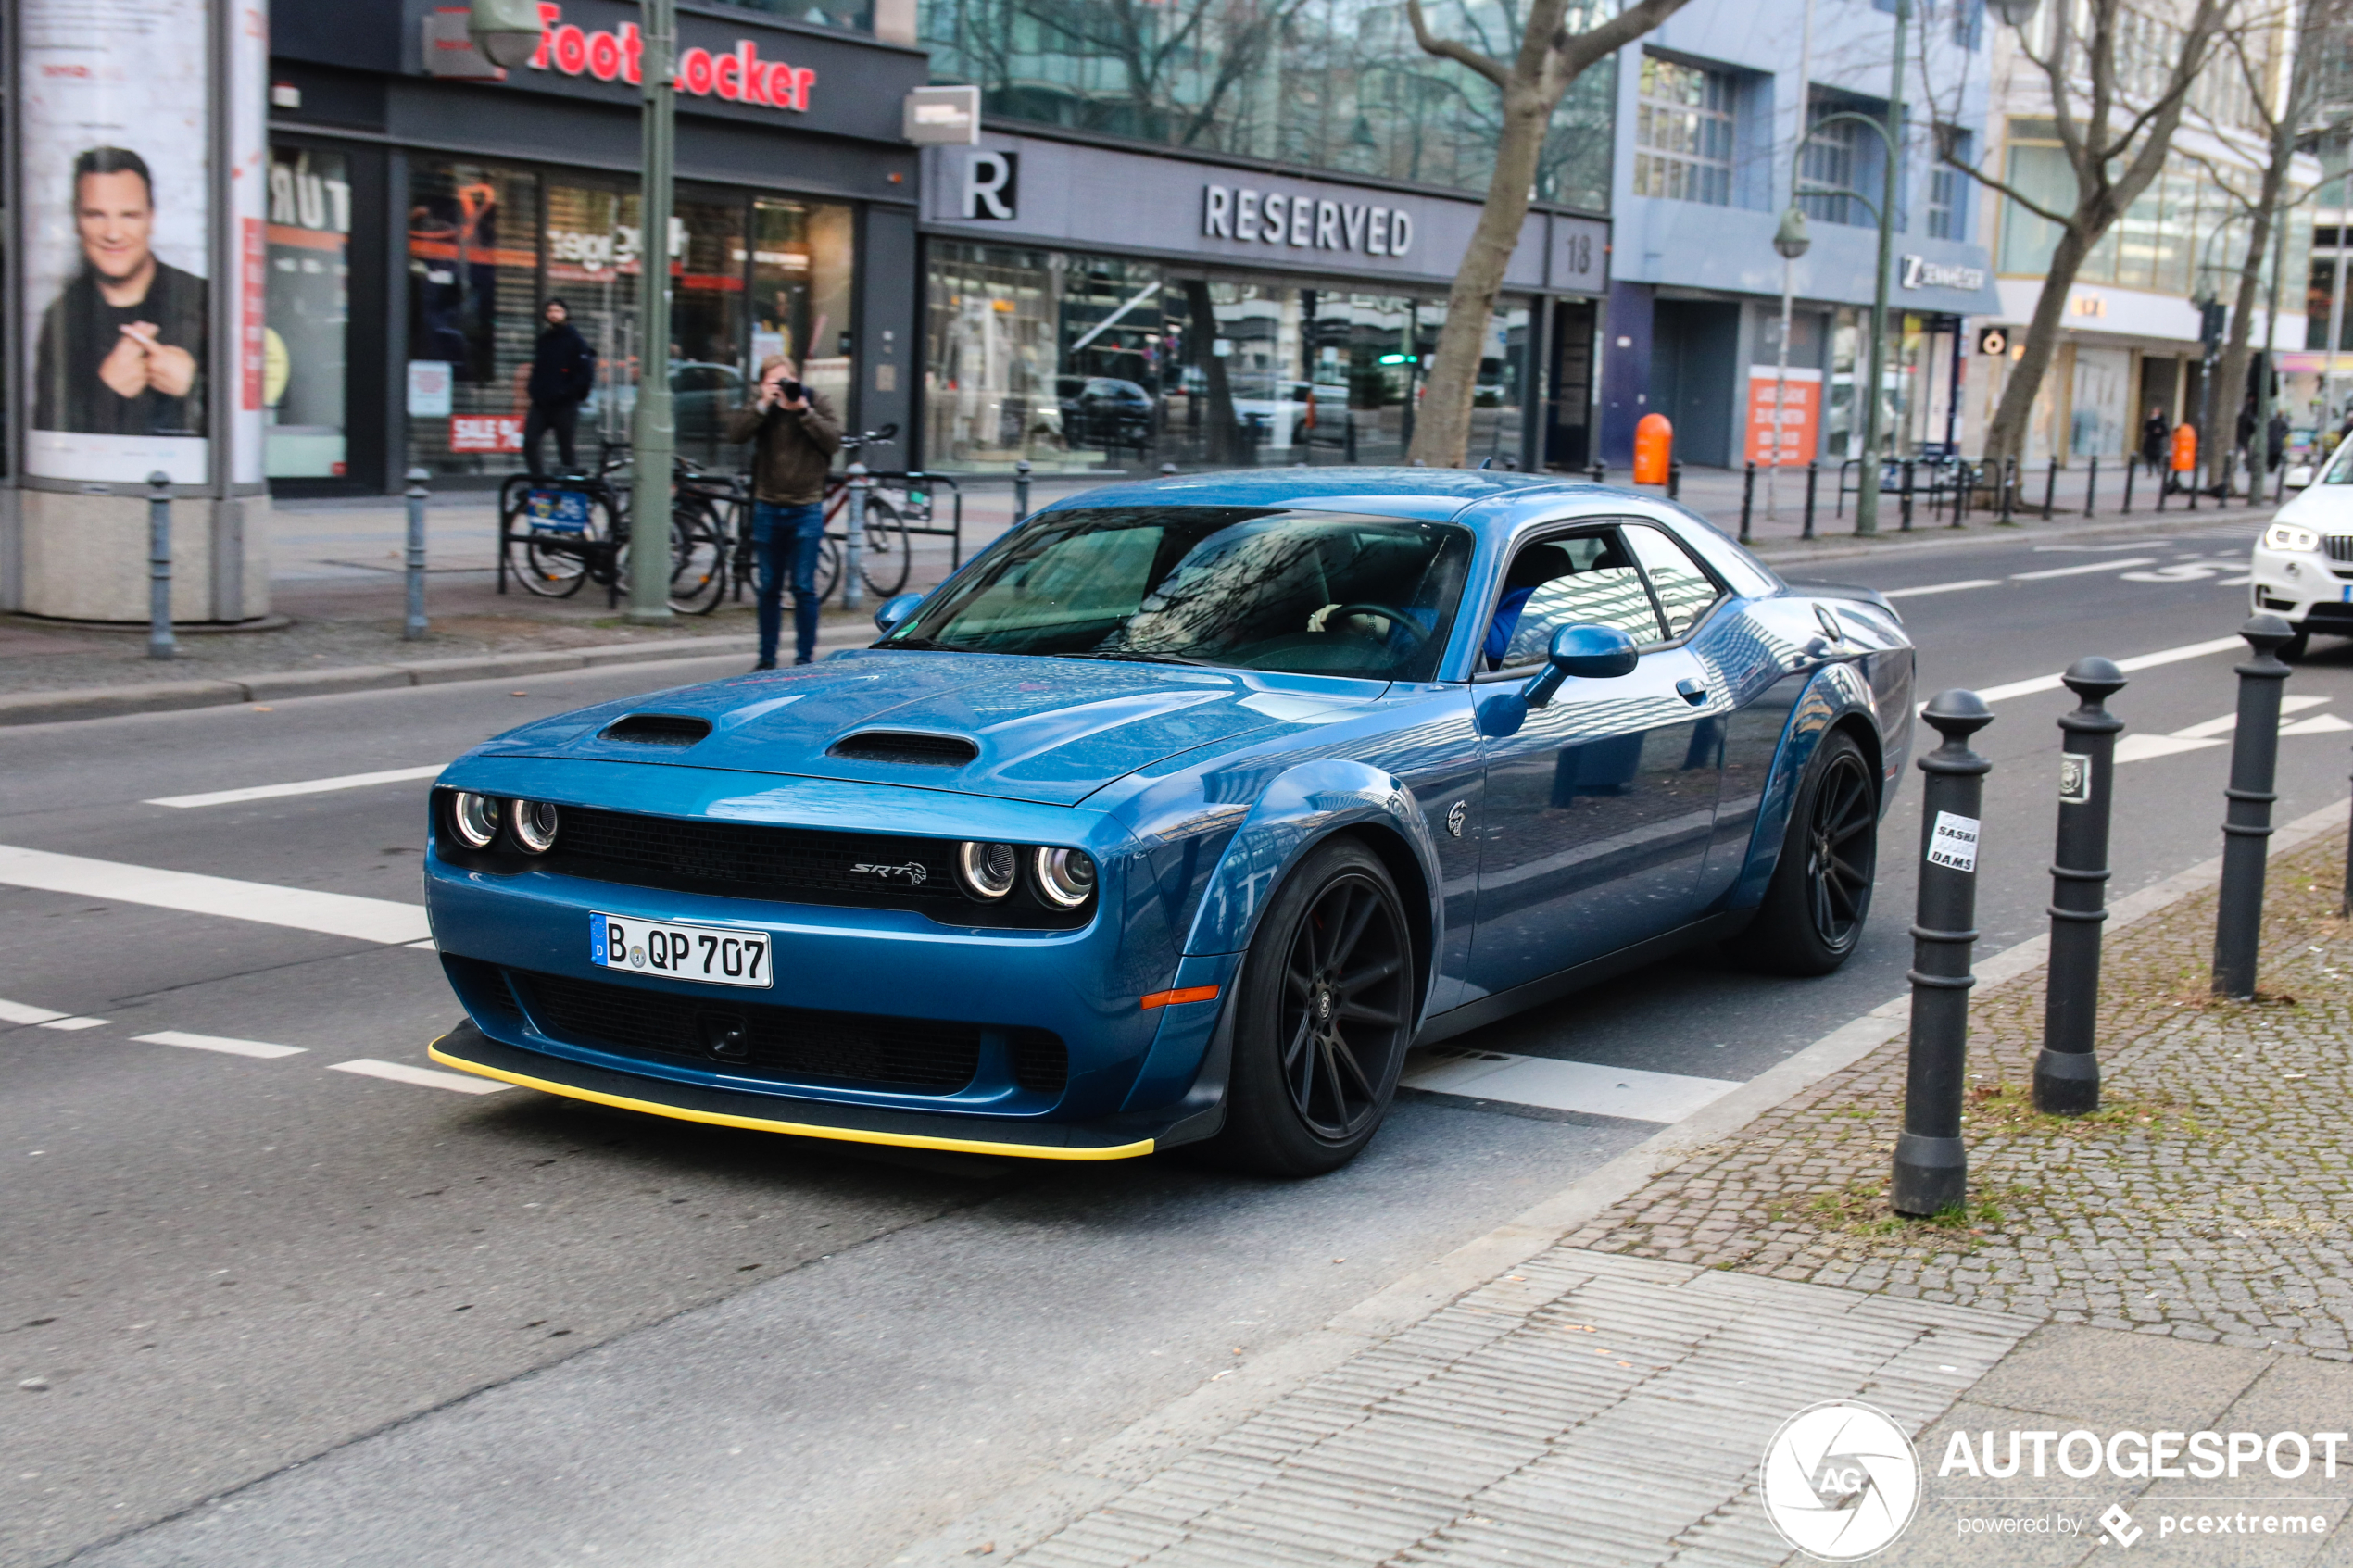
[266,145,353,479]
[407,160,541,476]
[750,198,856,436]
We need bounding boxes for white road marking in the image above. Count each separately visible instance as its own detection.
[145,765,445,809]
[1969,635,2249,705]
[40,1017,109,1032]
[0,845,430,946]
[2281,713,2353,736]
[134,1030,308,1060]
[407,937,439,951]
[2114,733,2225,763]
[0,998,69,1026]
[1881,579,2001,600]
[2116,696,2334,762]
[329,1058,510,1095]
[2009,557,2159,580]
[1400,1048,1740,1123]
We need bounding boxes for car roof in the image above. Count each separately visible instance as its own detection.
[1039,467,1593,521]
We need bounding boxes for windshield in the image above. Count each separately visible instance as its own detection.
[885,507,1473,681]
[2325,438,2353,484]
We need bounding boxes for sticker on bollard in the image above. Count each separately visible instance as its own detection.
[1928,811,1980,872]
[2058,753,2091,805]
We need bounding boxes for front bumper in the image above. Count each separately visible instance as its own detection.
[430,1017,1230,1159]
[2248,544,2353,628]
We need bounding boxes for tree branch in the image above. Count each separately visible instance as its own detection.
[1404,0,1510,89]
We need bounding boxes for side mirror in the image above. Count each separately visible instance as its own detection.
[874,592,925,633]
[1521,622,1639,709]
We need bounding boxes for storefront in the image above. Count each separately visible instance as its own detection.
[915,134,1609,474]
[262,0,926,495]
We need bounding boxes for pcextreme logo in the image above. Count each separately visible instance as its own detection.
[1761,1401,1922,1561]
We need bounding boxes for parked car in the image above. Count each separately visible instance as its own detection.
[2251,432,2353,659]
[1056,376,1155,452]
[422,469,1915,1175]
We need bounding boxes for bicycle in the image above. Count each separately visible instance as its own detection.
[499,442,731,615]
[722,426,912,607]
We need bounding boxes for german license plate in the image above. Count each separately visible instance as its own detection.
[592,913,770,988]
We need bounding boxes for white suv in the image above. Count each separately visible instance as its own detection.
[2250,434,2353,659]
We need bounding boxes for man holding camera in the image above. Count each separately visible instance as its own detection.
[725,356,843,669]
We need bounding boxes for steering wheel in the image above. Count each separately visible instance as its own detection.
[1325,603,1432,649]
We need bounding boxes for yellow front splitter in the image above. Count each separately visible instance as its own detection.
[429,1032,1158,1161]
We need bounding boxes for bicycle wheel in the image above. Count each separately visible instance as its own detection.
[857,495,912,598]
[813,534,844,604]
[515,487,610,599]
[667,501,728,616]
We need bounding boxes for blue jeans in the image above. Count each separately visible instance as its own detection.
[750,501,824,665]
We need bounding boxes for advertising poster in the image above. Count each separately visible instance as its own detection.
[1744,365,1822,468]
[19,0,217,484]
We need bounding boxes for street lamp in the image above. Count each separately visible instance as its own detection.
[466,0,545,69]
[1986,0,2041,27]
[1774,207,1812,260]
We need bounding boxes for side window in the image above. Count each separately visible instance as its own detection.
[1484,529,1666,670]
[1623,525,1725,640]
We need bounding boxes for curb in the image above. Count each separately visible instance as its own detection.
[876,795,2353,1568]
[0,628,876,726]
[1747,499,2270,567]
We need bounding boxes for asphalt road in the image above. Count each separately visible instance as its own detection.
[4,512,2346,1568]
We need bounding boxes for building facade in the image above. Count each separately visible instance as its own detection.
[1595,0,2001,471]
[909,0,1617,475]
[261,0,929,495]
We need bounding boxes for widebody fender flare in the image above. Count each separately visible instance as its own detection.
[1726,658,1892,912]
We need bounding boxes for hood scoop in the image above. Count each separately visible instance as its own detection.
[599,713,713,746]
[826,730,979,767]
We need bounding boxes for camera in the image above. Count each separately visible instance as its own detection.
[772,377,805,403]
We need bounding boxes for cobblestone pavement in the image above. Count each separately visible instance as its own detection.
[1567,833,2353,1358]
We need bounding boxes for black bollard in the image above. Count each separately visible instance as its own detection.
[2121,454,2135,515]
[1668,458,1681,500]
[2084,455,2097,518]
[2277,459,2289,504]
[2042,458,2058,519]
[2035,659,2125,1114]
[1803,460,1818,540]
[1740,460,1755,543]
[1893,690,1994,1218]
[146,470,176,662]
[2157,459,2169,511]
[1590,461,1605,484]
[2212,614,2295,998]
[1999,456,2016,523]
[1013,458,1032,523]
[1900,458,1915,531]
[404,467,431,642]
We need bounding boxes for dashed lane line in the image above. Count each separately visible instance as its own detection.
[2008,556,2160,580]
[145,765,446,809]
[1881,579,2001,600]
[329,1058,511,1095]
[0,844,430,946]
[1401,1048,1741,1123]
[0,997,109,1030]
[134,1030,308,1060]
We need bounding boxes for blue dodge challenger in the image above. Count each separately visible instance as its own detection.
[424,470,1914,1174]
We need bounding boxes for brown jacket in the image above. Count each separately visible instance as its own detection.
[724,388,844,505]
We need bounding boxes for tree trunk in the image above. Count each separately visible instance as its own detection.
[1184,278,1244,465]
[1406,84,1551,468]
[1984,223,2095,470]
[2210,166,2286,501]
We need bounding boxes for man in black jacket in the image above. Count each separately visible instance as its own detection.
[523,299,596,476]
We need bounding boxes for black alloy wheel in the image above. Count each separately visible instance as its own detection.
[1728,730,1879,977]
[1201,838,1415,1176]
[1802,744,1878,954]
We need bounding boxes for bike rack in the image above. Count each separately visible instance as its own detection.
[865,470,964,570]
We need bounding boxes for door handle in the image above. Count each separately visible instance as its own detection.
[1675,677,1708,706]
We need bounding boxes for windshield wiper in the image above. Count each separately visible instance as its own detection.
[1057,648,1221,668]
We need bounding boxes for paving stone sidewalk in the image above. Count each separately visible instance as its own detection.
[887,833,2353,1568]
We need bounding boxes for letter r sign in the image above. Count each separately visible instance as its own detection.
[962,151,1018,220]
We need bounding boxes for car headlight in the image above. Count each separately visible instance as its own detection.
[2264,521,2322,553]
[449,792,501,849]
[957,841,1019,900]
[509,799,560,855]
[1032,847,1097,909]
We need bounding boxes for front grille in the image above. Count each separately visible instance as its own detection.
[444,954,522,1021]
[2327,535,2353,563]
[547,807,965,905]
[509,968,1064,1097]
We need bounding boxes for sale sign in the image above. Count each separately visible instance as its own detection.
[450,415,524,452]
[1745,366,1822,468]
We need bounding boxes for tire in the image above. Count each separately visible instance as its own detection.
[666,502,728,615]
[812,535,844,605]
[1727,730,1879,977]
[2280,627,2311,663]
[1199,838,1416,1177]
[858,495,912,597]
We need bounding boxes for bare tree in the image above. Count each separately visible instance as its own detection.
[1932,0,2233,469]
[1403,0,1694,467]
[2182,0,2351,493]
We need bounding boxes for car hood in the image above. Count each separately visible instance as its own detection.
[474,651,1386,806]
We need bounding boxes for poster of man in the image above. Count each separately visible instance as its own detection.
[33,147,209,439]
[18,0,218,484]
